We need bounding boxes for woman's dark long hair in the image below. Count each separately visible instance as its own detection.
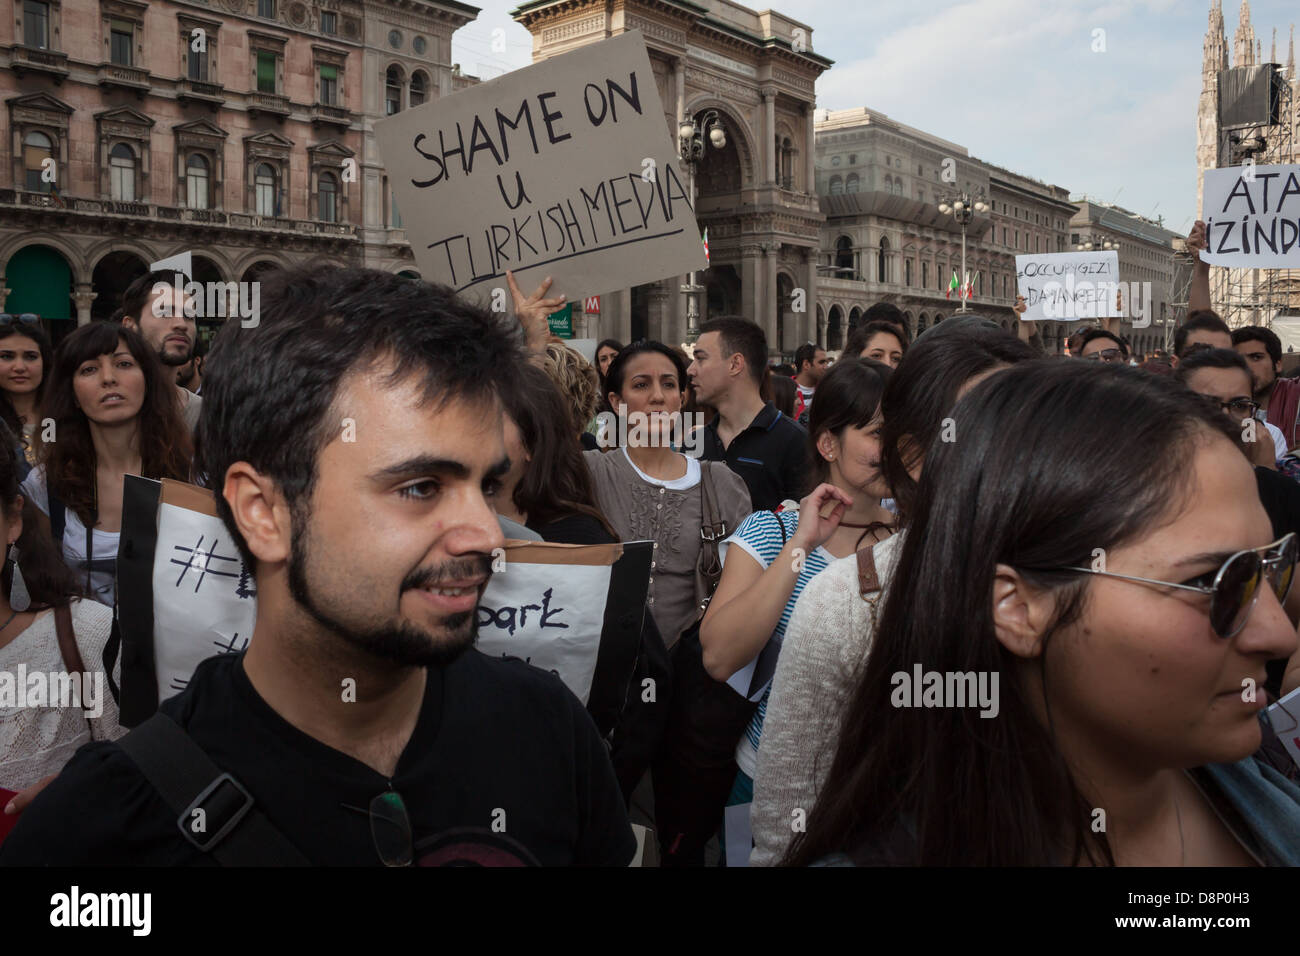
[501,362,616,538]
[37,322,192,526]
[784,362,1240,867]
[881,318,1035,524]
[0,322,53,437]
[768,374,796,418]
[0,421,82,607]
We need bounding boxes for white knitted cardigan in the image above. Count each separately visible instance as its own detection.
[749,531,905,866]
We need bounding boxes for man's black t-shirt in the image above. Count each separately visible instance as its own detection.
[0,650,636,866]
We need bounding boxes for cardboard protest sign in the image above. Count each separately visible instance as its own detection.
[1201,164,1300,267]
[116,477,256,725]
[475,540,652,729]
[374,30,707,304]
[1015,251,1120,323]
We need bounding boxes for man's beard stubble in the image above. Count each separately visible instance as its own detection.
[285,511,490,669]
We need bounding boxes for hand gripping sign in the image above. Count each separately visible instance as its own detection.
[374,30,707,306]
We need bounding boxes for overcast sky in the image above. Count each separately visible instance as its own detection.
[451,0,1298,237]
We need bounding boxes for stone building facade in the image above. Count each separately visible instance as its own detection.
[1068,199,1180,356]
[512,0,831,355]
[1197,0,1299,327]
[814,107,1076,354]
[1,0,474,339]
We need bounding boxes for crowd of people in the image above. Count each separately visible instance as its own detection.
[0,216,1298,866]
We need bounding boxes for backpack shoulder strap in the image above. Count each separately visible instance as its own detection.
[116,712,311,866]
[856,544,882,598]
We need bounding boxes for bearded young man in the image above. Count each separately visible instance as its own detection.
[0,266,634,867]
[117,269,203,433]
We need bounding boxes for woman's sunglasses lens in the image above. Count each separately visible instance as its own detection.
[1269,536,1297,603]
[1214,552,1262,638]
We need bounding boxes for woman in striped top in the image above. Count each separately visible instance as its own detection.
[699,358,895,858]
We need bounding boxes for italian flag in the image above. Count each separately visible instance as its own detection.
[946,271,959,299]
[702,228,710,265]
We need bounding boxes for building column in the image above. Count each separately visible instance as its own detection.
[73,283,97,326]
[675,58,685,126]
[648,283,673,344]
[762,89,776,185]
[803,102,816,193]
[803,248,818,344]
[741,245,761,326]
[615,287,632,342]
[0,285,9,312]
[763,245,778,352]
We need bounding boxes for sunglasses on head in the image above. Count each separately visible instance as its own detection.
[1060,533,1297,638]
[0,314,39,327]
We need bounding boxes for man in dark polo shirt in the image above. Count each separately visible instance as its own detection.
[688,317,807,511]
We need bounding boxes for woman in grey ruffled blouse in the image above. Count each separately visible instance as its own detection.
[584,341,751,649]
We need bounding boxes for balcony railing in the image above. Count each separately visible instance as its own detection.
[310,102,351,128]
[11,45,71,81]
[177,78,226,107]
[0,190,358,239]
[98,62,151,93]
[247,91,291,117]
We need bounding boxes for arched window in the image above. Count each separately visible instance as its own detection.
[110,143,136,201]
[318,171,338,223]
[877,236,890,283]
[904,258,913,286]
[255,162,276,216]
[829,175,843,196]
[884,174,893,192]
[385,66,403,115]
[409,71,428,108]
[24,131,53,193]
[845,173,860,194]
[835,236,853,274]
[186,153,209,209]
[922,261,929,289]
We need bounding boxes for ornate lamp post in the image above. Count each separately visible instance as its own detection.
[679,110,726,338]
[937,190,989,313]
[1076,233,1120,253]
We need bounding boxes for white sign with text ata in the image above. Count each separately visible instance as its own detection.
[374,30,707,307]
[1015,250,1120,323]
[1200,164,1300,268]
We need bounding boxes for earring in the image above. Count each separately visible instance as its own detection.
[8,543,29,612]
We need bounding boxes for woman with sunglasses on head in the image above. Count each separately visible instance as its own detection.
[749,318,1036,865]
[0,315,53,480]
[22,322,192,607]
[787,360,1300,867]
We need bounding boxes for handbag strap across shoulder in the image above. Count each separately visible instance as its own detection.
[856,544,882,599]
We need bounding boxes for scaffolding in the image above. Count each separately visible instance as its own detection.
[1207,63,1299,330]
